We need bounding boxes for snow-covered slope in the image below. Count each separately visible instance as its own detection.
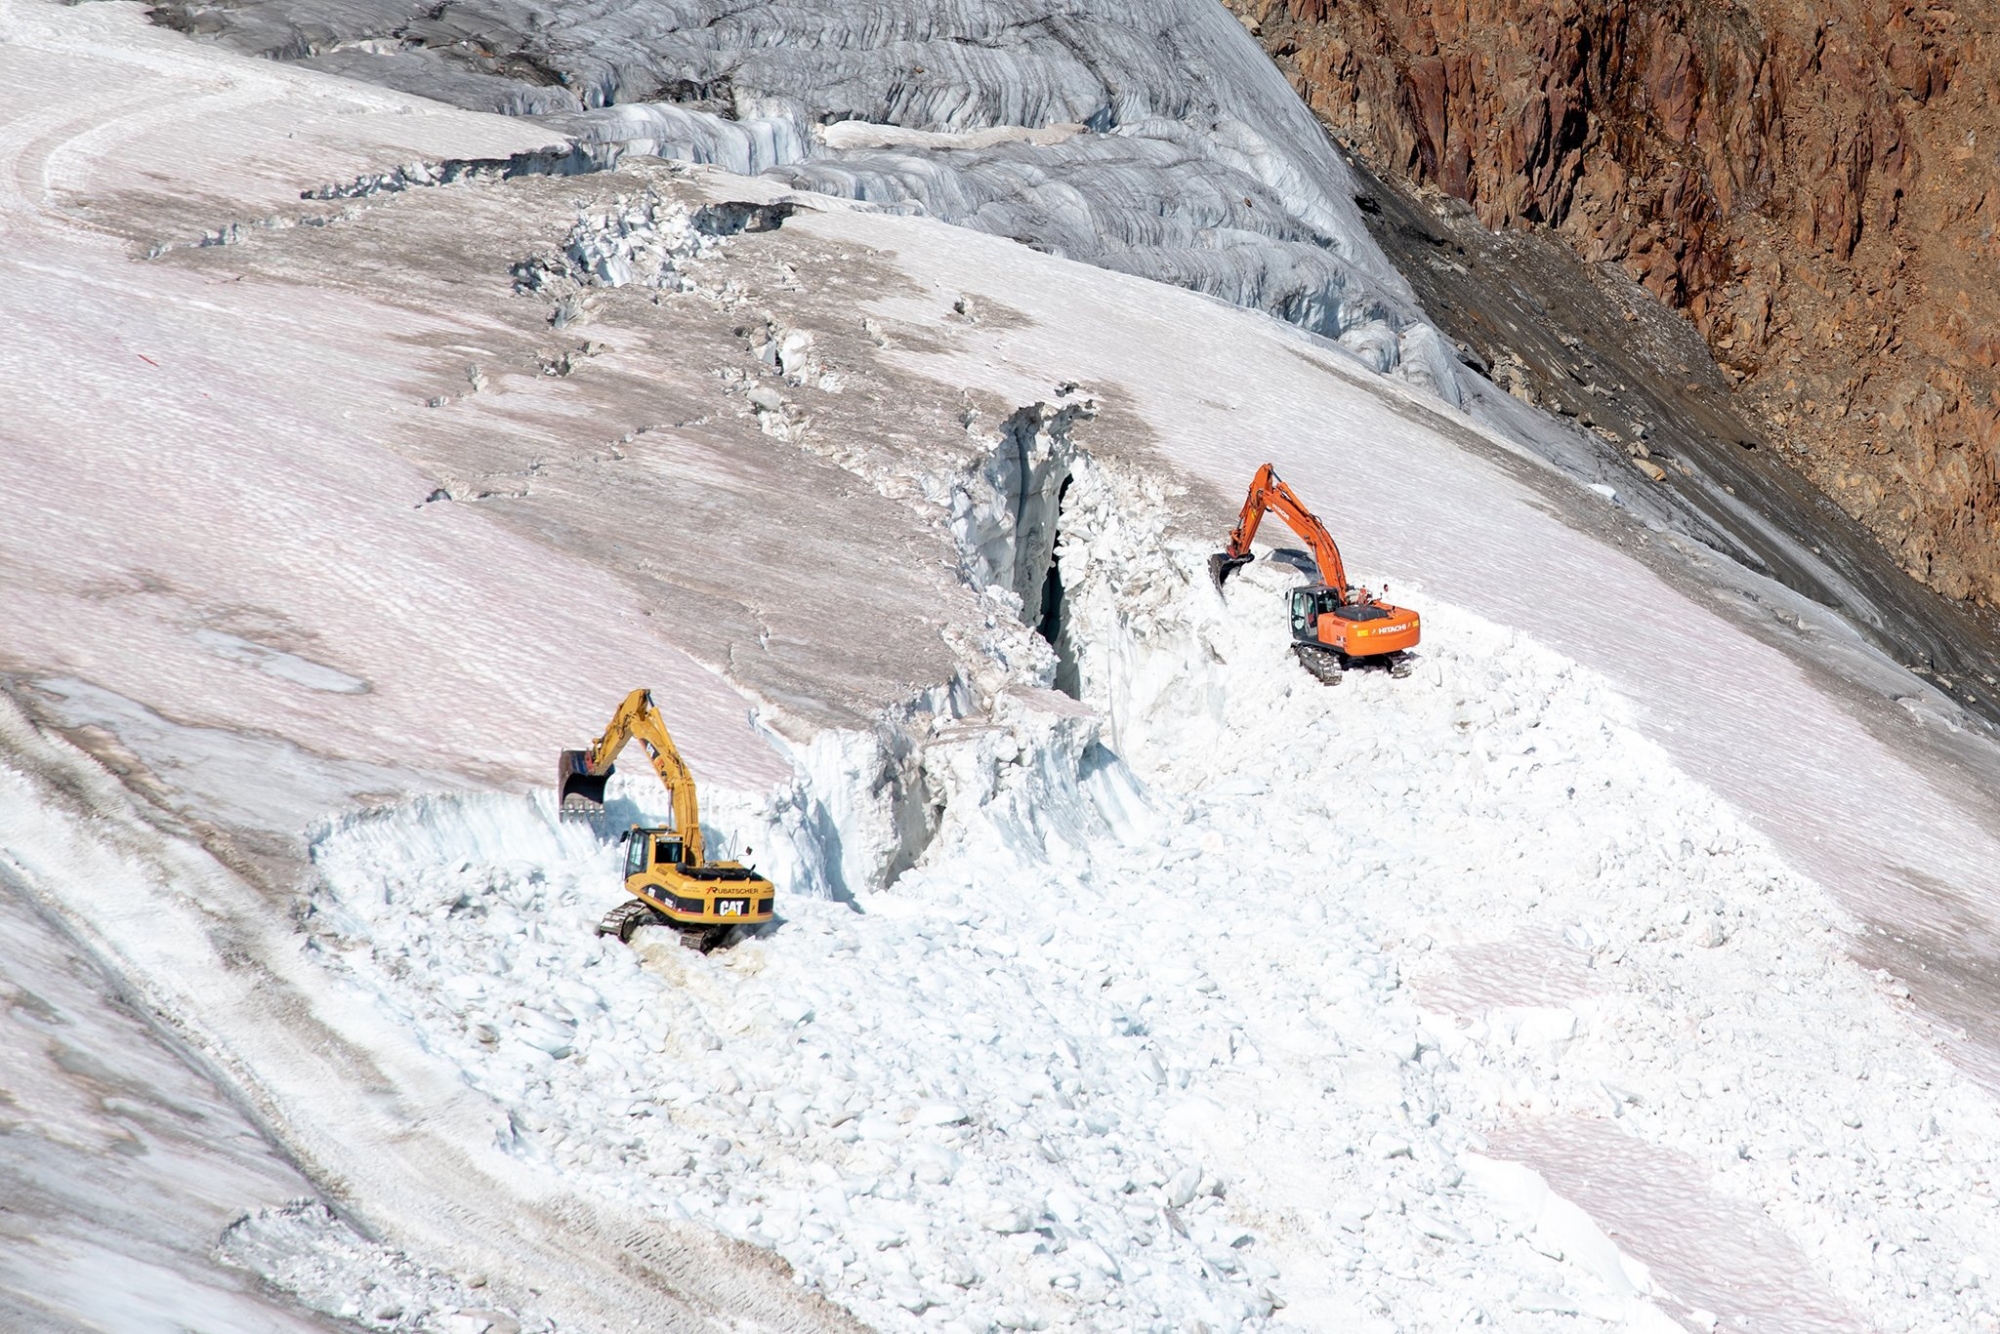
[156,0,2000,732]
[8,4,2000,1333]
[0,865,355,1333]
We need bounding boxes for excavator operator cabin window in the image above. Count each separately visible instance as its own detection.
[658,838,684,866]
[1291,590,1313,636]
[625,837,647,878]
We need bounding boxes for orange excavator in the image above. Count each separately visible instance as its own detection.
[1211,463,1420,683]
[559,688,774,951]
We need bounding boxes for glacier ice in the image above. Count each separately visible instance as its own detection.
[160,0,1457,386]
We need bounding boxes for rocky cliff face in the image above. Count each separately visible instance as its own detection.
[1230,0,2000,605]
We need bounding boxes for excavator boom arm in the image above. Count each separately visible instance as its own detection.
[1222,463,1350,595]
[563,688,705,863]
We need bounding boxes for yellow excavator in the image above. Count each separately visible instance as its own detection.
[558,688,774,951]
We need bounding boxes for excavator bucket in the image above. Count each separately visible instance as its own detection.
[557,749,610,820]
[1210,552,1254,589]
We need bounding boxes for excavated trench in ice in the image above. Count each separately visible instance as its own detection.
[303,449,2000,1333]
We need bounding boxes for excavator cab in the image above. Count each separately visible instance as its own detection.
[623,830,685,877]
[1289,588,1325,639]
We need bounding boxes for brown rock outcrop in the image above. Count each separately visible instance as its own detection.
[1231,0,2000,605]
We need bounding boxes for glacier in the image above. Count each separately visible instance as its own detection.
[152,0,2000,731]
[153,0,1458,393]
[6,2,2000,1332]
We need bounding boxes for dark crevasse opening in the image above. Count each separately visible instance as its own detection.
[1035,477,1080,698]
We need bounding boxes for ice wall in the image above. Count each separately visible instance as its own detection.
[154,0,1458,390]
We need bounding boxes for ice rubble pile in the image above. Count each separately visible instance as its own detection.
[221,1201,556,1334]
[158,0,1460,397]
[301,457,2000,1333]
[510,188,722,297]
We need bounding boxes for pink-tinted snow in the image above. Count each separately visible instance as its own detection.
[0,3,785,794]
[1491,1118,1865,1334]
